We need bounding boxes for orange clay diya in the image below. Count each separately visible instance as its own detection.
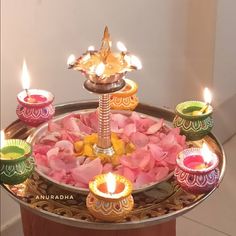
[86,172,134,222]
[110,78,139,111]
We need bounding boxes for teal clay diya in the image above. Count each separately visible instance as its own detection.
[173,100,213,141]
[173,88,213,141]
[0,138,34,184]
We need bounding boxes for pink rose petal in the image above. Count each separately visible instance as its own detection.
[134,172,154,188]
[146,119,163,135]
[123,123,136,137]
[111,113,128,128]
[103,163,113,173]
[120,149,150,170]
[55,140,74,155]
[148,166,169,181]
[72,158,103,185]
[148,144,167,161]
[130,132,149,147]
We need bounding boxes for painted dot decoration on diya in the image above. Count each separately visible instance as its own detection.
[86,173,134,222]
[0,135,34,185]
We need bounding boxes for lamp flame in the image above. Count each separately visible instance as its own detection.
[204,87,212,104]
[21,60,30,90]
[95,63,105,76]
[88,45,95,51]
[201,143,213,164]
[130,55,142,69]
[67,54,76,66]
[0,130,5,148]
[105,172,116,194]
[117,41,127,52]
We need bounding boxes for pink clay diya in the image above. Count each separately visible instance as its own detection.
[16,89,55,127]
[174,144,219,194]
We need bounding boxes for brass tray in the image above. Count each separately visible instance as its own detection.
[1,101,226,230]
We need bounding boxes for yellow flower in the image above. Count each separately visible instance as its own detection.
[83,143,94,157]
[125,142,136,153]
[111,134,125,156]
[73,132,135,165]
[74,141,84,155]
[83,133,98,144]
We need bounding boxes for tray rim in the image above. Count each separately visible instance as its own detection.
[1,100,226,230]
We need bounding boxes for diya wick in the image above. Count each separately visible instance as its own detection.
[174,143,220,194]
[86,172,134,222]
[192,88,212,116]
[0,130,34,185]
[16,60,55,127]
[117,41,127,57]
[67,54,76,68]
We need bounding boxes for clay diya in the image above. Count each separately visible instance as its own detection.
[16,60,55,127]
[110,78,139,111]
[0,133,34,185]
[174,143,219,194]
[16,89,55,127]
[86,173,134,222]
[173,88,213,141]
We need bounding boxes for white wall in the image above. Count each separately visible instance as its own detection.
[1,0,219,230]
[213,0,236,106]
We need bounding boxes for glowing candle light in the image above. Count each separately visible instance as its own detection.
[183,143,214,170]
[0,130,5,148]
[95,62,105,77]
[87,45,95,51]
[130,55,142,70]
[117,41,127,53]
[192,87,212,116]
[87,173,134,221]
[67,54,76,67]
[201,143,213,166]
[21,60,30,97]
[105,172,116,194]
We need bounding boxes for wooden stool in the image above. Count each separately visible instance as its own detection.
[20,206,176,236]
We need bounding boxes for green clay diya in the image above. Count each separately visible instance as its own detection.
[0,139,34,184]
[173,101,213,141]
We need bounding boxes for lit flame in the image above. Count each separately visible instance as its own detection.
[67,54,76,66]
[105,172,116,194]
[204,87,212,104]
[130,55,142,69]
[95,62,105,76]
[87,45,95,51]
[81,53,91,62]
[201,143,213,164]
[0,130,5,148]
[21,60,30,90]
[117,41,127,52]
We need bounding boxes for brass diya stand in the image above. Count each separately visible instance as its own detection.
[84,77,125,157]
[69,26,141,157]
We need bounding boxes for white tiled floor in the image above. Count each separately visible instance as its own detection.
[1,136,235,236]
